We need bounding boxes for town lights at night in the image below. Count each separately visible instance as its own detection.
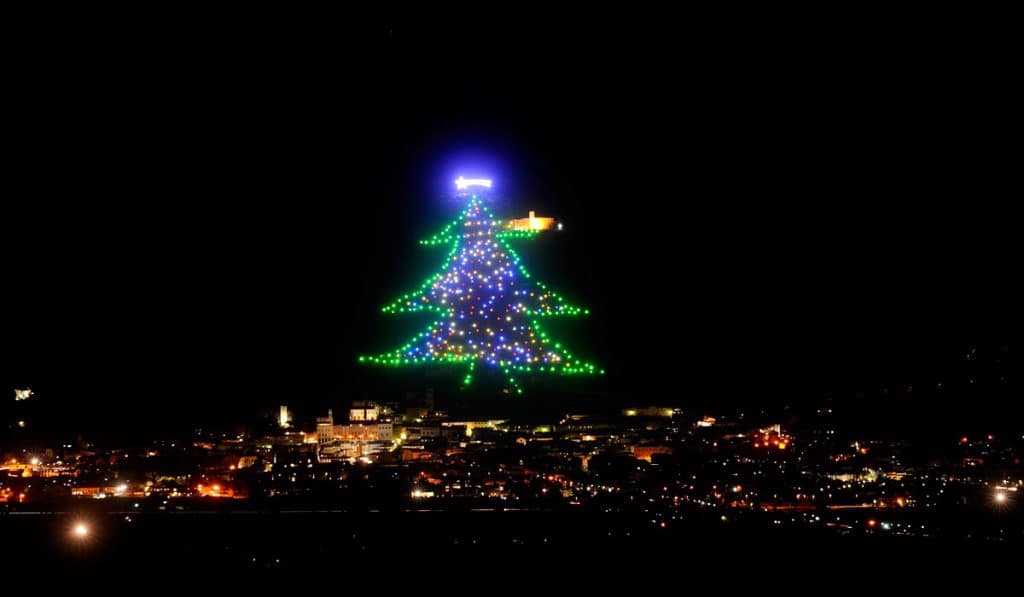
[991,484,1017,507]
[454,176,492,190]
[1,37,1020,574]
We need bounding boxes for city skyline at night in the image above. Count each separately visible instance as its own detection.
[2,9,1020,582]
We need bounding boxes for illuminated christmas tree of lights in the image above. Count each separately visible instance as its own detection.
[359,186,602,394]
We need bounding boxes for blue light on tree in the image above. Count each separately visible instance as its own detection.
[359,179,602,394]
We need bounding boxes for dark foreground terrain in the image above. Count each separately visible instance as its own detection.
[2,507,1019,583]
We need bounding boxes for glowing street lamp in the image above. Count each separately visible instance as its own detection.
[72,522,90,539]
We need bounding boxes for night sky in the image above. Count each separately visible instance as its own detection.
[2,13,1019,438]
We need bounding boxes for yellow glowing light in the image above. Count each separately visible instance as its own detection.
[506,211,556,232]
[995,492,1007,504]
[73,523,90,538]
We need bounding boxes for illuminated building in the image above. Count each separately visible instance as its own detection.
[377,421,393,441]
[442,419,506,437]
[316,409,334,444]
[319,440,361,460]
[196,481,244,499]
[14,387,32,401]
[396,424,442,441]
[360,441,391,457]
[622,406,678,418]
[279,405,292,428]
[405,406,430,420]
[411,487,435,499]
[633,446,673,462]
[332,423,377,441]
[751,425,791,450]
[71,483,142,498]
[505,210,557,232]
[310,414,397,461]
[349,401,379,421]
